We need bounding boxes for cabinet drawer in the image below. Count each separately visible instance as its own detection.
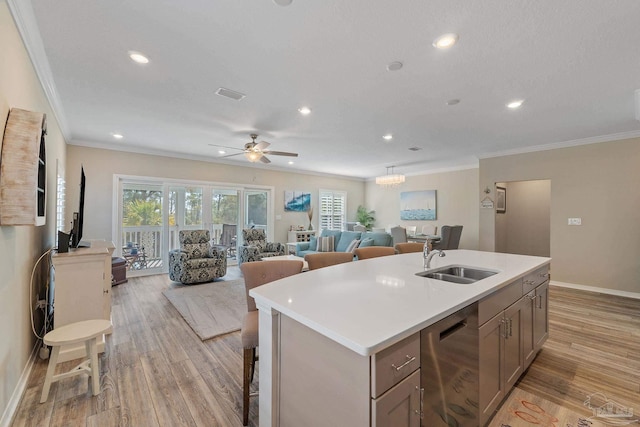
[522,265,550,294]
[371,333,420,398]
[478,280,522,325]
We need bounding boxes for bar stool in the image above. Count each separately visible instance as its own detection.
[40,319,111,403]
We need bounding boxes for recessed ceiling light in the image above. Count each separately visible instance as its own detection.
[387,61,403,71]
[298,106,312,115]
[432,33,459,49]
[111,133,124,139]
[274,0,293,5]
[288,161,294,165]
[383,134,393,141]
[507,99,524,109]
[218,150,226,154]
[446,99,460,106]
[128,51,149,64]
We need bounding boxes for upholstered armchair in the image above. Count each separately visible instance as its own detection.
[238,228,285,265]
[169,230,227,284]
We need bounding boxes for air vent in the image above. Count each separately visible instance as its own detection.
[408,147,422,151]
[215,87,246,101]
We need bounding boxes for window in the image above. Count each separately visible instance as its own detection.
[56,160,66,234]
[319,190,346,231]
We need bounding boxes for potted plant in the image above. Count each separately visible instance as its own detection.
[356,205,375,230]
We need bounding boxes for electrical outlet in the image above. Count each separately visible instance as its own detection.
[568,218,582,226]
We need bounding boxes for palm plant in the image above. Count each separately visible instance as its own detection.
[356,205,375,230]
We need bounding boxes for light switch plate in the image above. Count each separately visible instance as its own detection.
[568,218,582,225]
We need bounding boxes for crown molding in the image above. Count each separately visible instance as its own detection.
[478,129,640,160]
[67,139,367,182]
[7,0,70,139]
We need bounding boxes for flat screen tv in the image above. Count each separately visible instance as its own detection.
[70,166,86,248]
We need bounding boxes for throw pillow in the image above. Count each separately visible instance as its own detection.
[308,236,317,250]
[345,239,360,253]
[317,235,335,252]
[359,238,374,248]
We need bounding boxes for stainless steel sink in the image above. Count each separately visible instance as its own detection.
[416,265,498,284]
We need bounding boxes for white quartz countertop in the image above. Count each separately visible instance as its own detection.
[250,250,550,356]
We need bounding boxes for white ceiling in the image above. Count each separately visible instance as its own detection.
[11,0,640,179]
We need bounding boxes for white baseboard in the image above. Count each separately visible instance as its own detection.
[551,280,640,300]
[0,342,40,427]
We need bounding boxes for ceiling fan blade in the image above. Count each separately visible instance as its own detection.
[262,150,298,157]
[219,152,244,159]
[259,155,271,164]
[208,143,243,151]
[255,140,270,150]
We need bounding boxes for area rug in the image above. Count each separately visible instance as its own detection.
[489,387,636,427]
[163,279,246,341]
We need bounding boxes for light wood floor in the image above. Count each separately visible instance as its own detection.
[10,273,640,426]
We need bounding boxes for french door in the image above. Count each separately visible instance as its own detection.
[116,176,273,275]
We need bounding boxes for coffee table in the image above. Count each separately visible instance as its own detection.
[261,254,308,271]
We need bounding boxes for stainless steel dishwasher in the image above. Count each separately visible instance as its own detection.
[421,302,480,427]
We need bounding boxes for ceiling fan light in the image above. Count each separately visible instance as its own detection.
[245,151,262,162]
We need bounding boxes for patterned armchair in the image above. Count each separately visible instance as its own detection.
[238,228,285,265]
[169,230,227,284]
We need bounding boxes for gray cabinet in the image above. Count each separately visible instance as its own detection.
[372,333,421,427]
[372,369,421,427]
[479,265,550,426]
[479,298,525,426]
[533,281,549,349]
[524,281,549,368]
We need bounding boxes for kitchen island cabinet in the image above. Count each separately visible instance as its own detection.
[251,250,550,426]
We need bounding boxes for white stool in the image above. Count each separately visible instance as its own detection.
[40,319,111,403]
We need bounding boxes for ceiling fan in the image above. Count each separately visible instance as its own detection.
[209,134,298,164]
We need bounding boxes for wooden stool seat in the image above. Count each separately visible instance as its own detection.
[40,319,111,403]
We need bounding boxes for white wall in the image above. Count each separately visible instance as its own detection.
[65,145,366,246]
[480,138,640,293]
[365,168,479,249]
[0,2,67,422]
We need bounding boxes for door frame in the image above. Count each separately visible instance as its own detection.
[113,174,274,275]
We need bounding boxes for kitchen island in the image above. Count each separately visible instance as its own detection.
[250,249,551,426]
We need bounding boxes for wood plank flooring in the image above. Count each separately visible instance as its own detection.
[10,273,640,426]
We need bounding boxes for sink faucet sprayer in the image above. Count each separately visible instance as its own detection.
[424,242,445,269]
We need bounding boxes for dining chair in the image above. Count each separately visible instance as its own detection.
[432,225,463,250]
[394,242,424,254]
[305,252,354,270]
[421,224,437,236]
[405,225,417,237]
[354,246,396,260]
[390,226,407,245]
[239,260,304,425]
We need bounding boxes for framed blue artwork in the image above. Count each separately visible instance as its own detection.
[400,190,437,220]
[284,191,311,212]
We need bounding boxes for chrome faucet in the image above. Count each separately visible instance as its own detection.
[424,243,446,269]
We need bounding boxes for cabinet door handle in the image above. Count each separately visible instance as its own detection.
[392,355,416,371]
[537,294,543,309]
[500,319,508,339]
[509,318,513,337]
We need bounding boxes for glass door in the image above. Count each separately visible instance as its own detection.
[244,189,270,236]
[121,183,164,276]
[211,188,239,263]
[168,186,204,253]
